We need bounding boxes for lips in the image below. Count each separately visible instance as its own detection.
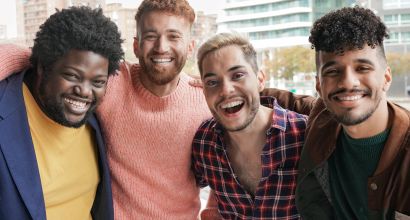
[220,100,244,114]
[335,94,364,101]
[63,97,91,115]
[151,57,173,64]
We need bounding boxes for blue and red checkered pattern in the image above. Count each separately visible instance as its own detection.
[192,97,307,219]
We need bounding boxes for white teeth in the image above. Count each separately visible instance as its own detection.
[64,98,87,109]
[221,100,243,109]
[338,95,362,101]
[152,58,172,63]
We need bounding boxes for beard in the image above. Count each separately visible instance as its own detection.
[138,55,186,85]
[327,88,381,126]
[38,77,97,128]
[213,99,260,132]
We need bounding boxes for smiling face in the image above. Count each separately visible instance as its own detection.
[316,45,392,126]
[134,11,193,86]
[201,45,265,132]
[36,49,109,128]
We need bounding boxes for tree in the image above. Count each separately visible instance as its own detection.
[263,46,315,80]
[386,52,410,75]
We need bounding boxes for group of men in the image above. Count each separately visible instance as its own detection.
[0,0,408,220]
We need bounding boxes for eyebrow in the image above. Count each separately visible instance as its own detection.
[355,58,375,66]
[62,66,108,78]
[202,65,246,79]
[320,61,336,72]
[142,29,183,35]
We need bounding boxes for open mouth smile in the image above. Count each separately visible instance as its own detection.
[220,100,244,114]
[151,58,174,64]
[64,97,91,114]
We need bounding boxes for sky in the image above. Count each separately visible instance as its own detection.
[0,0,221,39]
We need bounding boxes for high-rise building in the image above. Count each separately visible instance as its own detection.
[22,0,107,46]
[218,0,355,50]
[23,0,67,46]
[67,0,105,8]
[362,0,410,53]
[104,3,138,61]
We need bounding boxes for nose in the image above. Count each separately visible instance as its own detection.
[220,80,235,97]
[338,68,360,89]
[74,82,93,98]
[154,36,170,53]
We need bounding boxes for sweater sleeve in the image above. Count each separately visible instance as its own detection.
[0,44,31,81]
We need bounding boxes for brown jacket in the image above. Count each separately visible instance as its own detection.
[295,98,410,219]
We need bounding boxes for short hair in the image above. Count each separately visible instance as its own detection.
[309,6,389,55]
[197,32,258,75]
[30,6,124,75]
[135,0,195,27]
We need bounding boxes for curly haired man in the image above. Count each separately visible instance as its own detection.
[295,7,410,220]
[0,6,123,220]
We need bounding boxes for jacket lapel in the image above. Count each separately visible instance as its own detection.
[0,72,46,219]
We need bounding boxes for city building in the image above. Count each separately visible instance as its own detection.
[218,0,355,50]
[67,0,105,8]
[362,0,410,53]
[104,2,138,61]
[21,0,105,47]
[22,0,67,46]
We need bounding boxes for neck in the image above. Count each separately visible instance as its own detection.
[226,105,273,151]
[139,72,180,97]
[343,99,391,139]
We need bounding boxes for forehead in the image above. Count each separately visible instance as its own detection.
[138,11,191,33]
[51,50,109,75]
[202,45,251,73]
[317,45,381,67]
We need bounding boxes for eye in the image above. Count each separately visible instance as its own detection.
[169,34,181,41]
[62,72,80,81]
[357,66,372,73]
[204,79,218,88]
[322,69,338,77]
[232,72,246,80]
[144,34,157,41]
[93,80,107,88]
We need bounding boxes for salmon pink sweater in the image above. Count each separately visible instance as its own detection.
[97,63,211,219]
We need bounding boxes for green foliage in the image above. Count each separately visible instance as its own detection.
[263,46,315,80]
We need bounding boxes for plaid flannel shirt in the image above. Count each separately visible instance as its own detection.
[192,97,307,219]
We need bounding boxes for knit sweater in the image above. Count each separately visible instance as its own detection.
[0,44,30,81]
[97,63,212,219]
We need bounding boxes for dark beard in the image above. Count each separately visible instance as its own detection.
[38,78,96,128]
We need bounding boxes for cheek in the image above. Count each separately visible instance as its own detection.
[94,88,107,101]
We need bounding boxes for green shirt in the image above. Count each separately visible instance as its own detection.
[329,128,390,220]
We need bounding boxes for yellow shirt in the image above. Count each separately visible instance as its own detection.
[23,83,99,220]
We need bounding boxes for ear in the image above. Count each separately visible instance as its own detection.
[133,37,140,58]
[257,70,266,92]
[315,75,322,98]
[383,66,392,92]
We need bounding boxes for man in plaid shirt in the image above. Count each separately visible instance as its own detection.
[192,33,307,219]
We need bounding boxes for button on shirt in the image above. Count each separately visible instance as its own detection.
[192,97,307,219]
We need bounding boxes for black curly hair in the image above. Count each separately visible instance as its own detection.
[30,6,124,75]
[309,6,389,55]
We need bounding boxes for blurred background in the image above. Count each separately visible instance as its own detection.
[1,0,410,209]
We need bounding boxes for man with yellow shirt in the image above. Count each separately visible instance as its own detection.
[0,7,123,220]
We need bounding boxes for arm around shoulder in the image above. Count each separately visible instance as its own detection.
[0,44,31,80]
[260,88,316,115]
